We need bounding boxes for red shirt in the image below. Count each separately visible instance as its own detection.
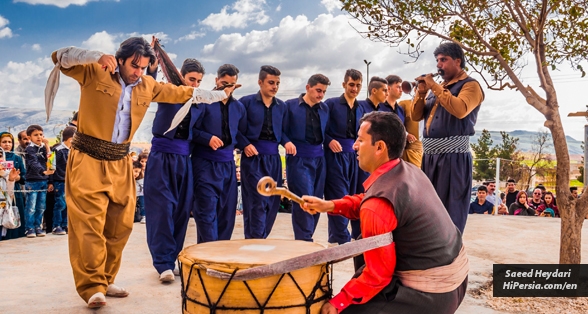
[328,159,400,312]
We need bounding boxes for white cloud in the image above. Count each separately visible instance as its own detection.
[31,43,41,51]
[13,0,98,8]
[127,31,170,45]
[0,15,13,39]
[81,30,119,53]
[200,0,269,31]
[178,31,206,42]
[321,0,342,13]
[276,4,281,12]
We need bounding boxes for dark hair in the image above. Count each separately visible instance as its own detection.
[62,126,76,142]
[72,111,78,121]
[535,184,546,191]
[516,191,528,204]
[307,74,331,87]
[385,75,402,85]
[483,180,495,186]
[477,185,488,193]
[544,191,555,203]
[181,58,205,77]
[259,65,281,81]
[344,69,362,83]
[217,64,239,78]
[570,187,578,192]
[359,111,406,159]
[26,124,43,136]
[138,152,149,161]
[433,42,466,69]
[368,76,387,96]
[132,160,144,179]
[17,130,27,141]
[507,179,516,184]
[115,37,156,66]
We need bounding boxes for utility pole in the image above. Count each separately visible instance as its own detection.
[363,59,371,98]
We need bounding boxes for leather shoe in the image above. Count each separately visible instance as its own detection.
[159,269,175,282]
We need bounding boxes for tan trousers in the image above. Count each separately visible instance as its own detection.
[65,149,135,302]
[403,148,423,169]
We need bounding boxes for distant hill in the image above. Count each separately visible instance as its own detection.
[469,129,583,155]
[0,107,584,155]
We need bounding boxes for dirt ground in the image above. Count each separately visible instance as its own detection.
[1,213,588,313]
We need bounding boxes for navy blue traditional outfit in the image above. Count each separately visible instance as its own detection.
[191,97,247,243]
[379,100,405,123]
[144,97,204,273]
[284,94,328,241]
[238,92,288,239]
[323,95,364,244]
[411,71,484,233]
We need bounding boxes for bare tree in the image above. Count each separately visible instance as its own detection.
[523,130,553,189]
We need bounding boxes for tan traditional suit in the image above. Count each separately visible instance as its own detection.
[398,99,423,168]
[51,52,194,302]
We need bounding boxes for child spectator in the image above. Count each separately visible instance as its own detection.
[49,126,76,235]
[536,191,559,217]
[138,152,149,173]
[469,185,494,214]
[24,125,54,238]
[508,191,535,216]
[133,161,145,224]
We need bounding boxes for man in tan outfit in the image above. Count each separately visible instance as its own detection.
[47,37,233,308]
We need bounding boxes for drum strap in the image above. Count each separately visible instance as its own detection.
[206,231,393,281]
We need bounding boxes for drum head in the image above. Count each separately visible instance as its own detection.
[180,239,325,271]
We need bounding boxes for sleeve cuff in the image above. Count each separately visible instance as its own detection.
[431,83,444,96]
[330,292,353,312]
[331,199,347,214]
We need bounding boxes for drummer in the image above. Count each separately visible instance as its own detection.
[302,111,468,313]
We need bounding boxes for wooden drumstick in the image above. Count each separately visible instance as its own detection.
[257,176,305,206]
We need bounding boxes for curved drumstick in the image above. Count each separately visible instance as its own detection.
[257,176,305,206]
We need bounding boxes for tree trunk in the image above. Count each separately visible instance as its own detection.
[560,206,583,264]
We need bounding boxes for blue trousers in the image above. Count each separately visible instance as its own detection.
[286,155,325,241]
[192,157,237,243]
[241,154,282,239]
[324,150,359,244]
[144,151,193,273]
[24,181,47,230]
[52,181,67,228]
[422,152,472,233]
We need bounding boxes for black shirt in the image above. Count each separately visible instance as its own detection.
[220,100,232,148]
[343,97,358,139]
[303,102,323,145]
[505,190,519,208]
[174,109,192,140]
[258,101,277,141]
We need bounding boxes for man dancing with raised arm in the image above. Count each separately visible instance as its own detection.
[283,74,330,242]
[238,65,293,239]
[302,112,468,314]
[47,37,233,308]
[411,42,484,233]
[144,58,208,283]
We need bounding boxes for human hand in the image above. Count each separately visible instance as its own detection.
[407,134,417,144]
[209,136,224,150]
[98,55,117,74]
[284,142,296,156]
[244,144,258,157]
[47,184,54,192]
[320,302,338,314]
[8,168,20,182]
[328,140,342,153]
[301,195,334,215]
[44,169,55,176]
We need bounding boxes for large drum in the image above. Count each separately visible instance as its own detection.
[178,239,332,314]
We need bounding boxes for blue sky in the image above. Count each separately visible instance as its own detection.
[1,0,587,140]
